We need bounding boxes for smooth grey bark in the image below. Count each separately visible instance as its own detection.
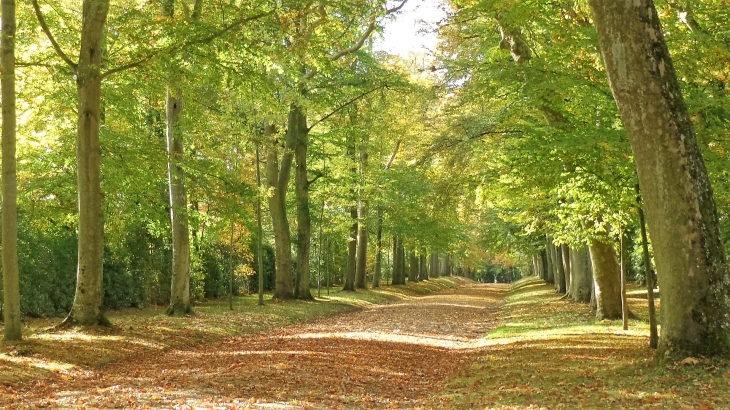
[163,0,192,320]
[2,0,21,341]
[291,104,313,300]
[569,247,592,303]
[266,124,295,300]
[65,0,110,326]
[589,0,730,357]
[165,85,191,316]
[589,237,623,320]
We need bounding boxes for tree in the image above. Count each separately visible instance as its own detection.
[589,0,730,357]
[2,0,21,341]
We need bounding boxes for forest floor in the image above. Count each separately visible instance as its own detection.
[2,277,730,409]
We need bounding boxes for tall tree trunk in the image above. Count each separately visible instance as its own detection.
[562,245,571,293]
[431,254,440,278]
[1,0,21,341]
[569,247,592,303]
[266,124,294,300]
[419,253,428,281]
[408,250,418,282]
[589,0,730,357]
[355,140,369,289]
[163,0,192,318]
[540,249,550,282]
[589,237,623,320]
[342,141,358,292]
[292,104,313,300]
[256,146,265,306]
[638,191,659,349]
[545,236,555,284]
[554,243,566,294]
[372,206,383,288]
[440,254,450,277]
[620,234,629,330]
[65,0,111,326]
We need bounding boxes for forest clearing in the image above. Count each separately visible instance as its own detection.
[2,277,728,409]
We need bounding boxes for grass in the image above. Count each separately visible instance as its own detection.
[440,276,730,409]
[0,277,462,385]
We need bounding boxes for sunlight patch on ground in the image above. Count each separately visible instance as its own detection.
[33,333,167,350]
[0,353,75,373]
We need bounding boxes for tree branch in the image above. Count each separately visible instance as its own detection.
[31,0,78,71]
[308,84,389,131]
[385,140,402,170]
[101,9,275,79]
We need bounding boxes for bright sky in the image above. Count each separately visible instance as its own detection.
[374,0,447,57]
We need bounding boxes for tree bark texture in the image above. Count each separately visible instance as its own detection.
[66,0,110,326]
[292,104,313,300]
[589,238,623,320]
[569,247,592,303]
[2,0,21,341]
[589,0,730,357]
[165,86,192,316]
[266,125,294,299]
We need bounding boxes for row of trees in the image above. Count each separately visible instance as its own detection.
[0,0,494,342]
[435,0,730,359]
[3,0,730,361]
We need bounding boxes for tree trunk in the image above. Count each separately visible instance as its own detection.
[1,0,21,341]
[292,104,313,300]
[554,242,566,294]
[562,245,571,293]
[589,237,623,320]
[620,234,629,330]
[355,140,369,289]
[440,254,450,277]
[589,0,730,358]
[545,236,555,284]
[409,250,418,282]
[569,247,592,303]
[65,0,111,326]
[638,192,659,349]
[256,146,265,306]
[372,206,382,288]
[419,253,428,281]
[266,124,294,300]
[540,249,550,282]
[431,254,440,278]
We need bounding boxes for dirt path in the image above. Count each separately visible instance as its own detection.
[3,283,506,409]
